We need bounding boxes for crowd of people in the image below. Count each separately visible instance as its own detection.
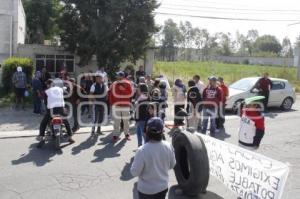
[10,65,270,199]
[11,65,233,144]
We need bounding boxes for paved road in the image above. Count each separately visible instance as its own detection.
[0,97,299,199]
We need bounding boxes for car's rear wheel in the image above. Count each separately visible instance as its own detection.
[281,97,293,111]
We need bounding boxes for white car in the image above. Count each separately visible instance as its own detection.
[226,77,296,112]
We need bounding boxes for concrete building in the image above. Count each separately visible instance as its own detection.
[0,0,26,64]
[16,44,155,76]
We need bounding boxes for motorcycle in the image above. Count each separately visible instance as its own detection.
[45,115,65,150]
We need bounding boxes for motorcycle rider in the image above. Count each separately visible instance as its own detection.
[37,79,74,148]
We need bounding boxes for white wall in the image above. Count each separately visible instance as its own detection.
[0,0,26,64]
[214,56,295,67]
[17,0,26,45]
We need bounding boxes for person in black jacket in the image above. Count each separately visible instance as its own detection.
[90,73,108,135]
[186,80,202,130]
[135,84,150,147]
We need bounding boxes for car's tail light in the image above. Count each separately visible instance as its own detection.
[51,117,63,125]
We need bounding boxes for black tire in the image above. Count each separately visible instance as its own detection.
[173,130,210,196]
[281,97,293,111]
[54,134,61,150]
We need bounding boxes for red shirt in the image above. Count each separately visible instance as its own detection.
[219,84,229,103]
[242,108,265,130]
[257,78,272,92]
[202,86,223,108]
[108,78,133,106]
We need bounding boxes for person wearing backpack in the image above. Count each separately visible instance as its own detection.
[12,66,27,110]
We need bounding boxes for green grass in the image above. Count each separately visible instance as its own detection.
[153,61,300,92]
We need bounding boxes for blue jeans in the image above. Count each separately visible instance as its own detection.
[33,92,41,113]
[201,107,217,137]
[136,121,146,147]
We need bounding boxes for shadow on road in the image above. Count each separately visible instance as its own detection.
[120,157,134,181]
[214,128,231,141]
[11,143,63,167]
[168,186,224,199]
[71,134,99,155]
[91,134,126,163]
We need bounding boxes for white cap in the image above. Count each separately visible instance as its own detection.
[17,66,22,72]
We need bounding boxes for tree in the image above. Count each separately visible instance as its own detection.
[179,21,195,60]
[23,0,60,44]
[216,32,233,56]
[160,19,182,61]
[194,28,209,60]
[58,0,159,69]
[281,37,293,57]
[295,35,300,48]
[253,35,282,55]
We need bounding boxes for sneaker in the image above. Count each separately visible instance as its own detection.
[125,134,131,141]
[72,126,79,133]
[96,128,104,135]
[112,135,120,142]
[68,138,75,144]
[37,140,45,148]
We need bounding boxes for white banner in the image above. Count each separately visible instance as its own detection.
[198,133,289,199]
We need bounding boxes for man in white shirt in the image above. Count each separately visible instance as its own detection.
[193,75,206,96]
[38,80,74,148]
[96,67,108,85]
[53,73,64,88]
[131,117,176,199]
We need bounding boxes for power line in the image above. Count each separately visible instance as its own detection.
[159,6,300,15]
[161,3,300,13]
[288,22,300,26]
[155,12,300,22]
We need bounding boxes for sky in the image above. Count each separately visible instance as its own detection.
[155,0,300,44]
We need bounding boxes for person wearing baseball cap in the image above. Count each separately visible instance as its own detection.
[131,117,176,199]
[108,70,133,141]
[201,76,223,137]
[12,66,27,110]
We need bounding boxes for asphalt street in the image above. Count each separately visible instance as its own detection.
[0,96,299,199]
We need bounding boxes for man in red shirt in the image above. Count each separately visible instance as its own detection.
[109,71,134,141]
[201,76,223,137]
[216,77,229,129]
[256,73,272,111]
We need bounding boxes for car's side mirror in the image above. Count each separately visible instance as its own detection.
[251,88,260,93]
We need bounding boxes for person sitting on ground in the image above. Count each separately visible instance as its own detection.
[38,80,74,148]
[131,117,176,199]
